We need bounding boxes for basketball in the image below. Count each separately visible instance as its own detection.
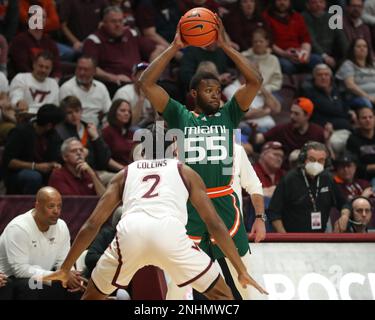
[179,7,218,47]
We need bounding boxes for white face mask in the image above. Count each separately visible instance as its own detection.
[305,162,324,177]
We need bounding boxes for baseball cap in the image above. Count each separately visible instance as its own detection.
[334,152,357,166]
[132,62,149,74]
[294,97,314,116]
[261,141,283,153]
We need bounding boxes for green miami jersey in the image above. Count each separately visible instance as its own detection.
[162,97,249,259]
[162,97,243,187]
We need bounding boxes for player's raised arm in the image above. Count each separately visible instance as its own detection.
[182,164,268,294]
[43,171,125,286]
[139,25,186,113]
[215,15,263,111]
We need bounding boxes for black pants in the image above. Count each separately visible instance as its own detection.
[11,278,82,300]
[0,278,14,300]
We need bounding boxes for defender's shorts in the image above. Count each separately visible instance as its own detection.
[91,213,220,295]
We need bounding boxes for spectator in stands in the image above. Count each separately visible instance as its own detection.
[59,56,111,126]
[0,71,8,93]
[253,141,285,201]
[2,104,64,194]
[362,0,375,26]
[225,77,281,133]
[302,0,348,68]
[336,38,375,109]
[181,0,221,13]
[302,63,352,131]
[346,106,375,183]
[0,93,16,145]
[109,0,164,62]
[362,0,375,46]
[102,99,135,171]
[0,34,7,75]
[0,187,84,299]
[9,51,59,115]
[0,0,18,42]
[241,27,282,93]
[52,96,111,172]
[268,141,349,232]
[83,6,143,96]
[8,15,61,79]
[223,0,267,51]
[0,271,13,299]
[253,97,325,159]
[59,0,108,55]
[262,0,319,74]
[334,196,373,232]
[333,152,372,201]
[49,138,105,196]
[179,43,230,93]
[343,0,373,54]
[113,62,155,128]
[135,0,182,51]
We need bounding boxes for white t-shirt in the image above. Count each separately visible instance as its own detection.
[122,159,189,225]
[0,210,70,278]
[223,79,275,131]
[0,72,9,93]
[9,73,59,114]
[113,84,154,125]
[232,144,263,212]
[59,77,111,126]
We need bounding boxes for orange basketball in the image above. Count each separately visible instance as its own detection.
[179,7,218,47]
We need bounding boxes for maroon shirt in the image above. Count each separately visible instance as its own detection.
[343,15,374,54]
[253,162,284,188]
[59,0,108,41]
[102,125,135,166]
[334,175,371,201]
[48,166,97,195]
[9,31,61,78]
[263,122,325,156]
[223,6,266,51]
[83,27,141,78]
[262,10,311,50]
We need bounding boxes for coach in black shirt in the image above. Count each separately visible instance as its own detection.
[268,141,350,232]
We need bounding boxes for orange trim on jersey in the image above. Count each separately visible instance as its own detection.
[206,185,234,198]
[189,235,202,244]
[191,111,200,118]
[210,194,241,244]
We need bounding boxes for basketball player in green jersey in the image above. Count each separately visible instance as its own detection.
[139,17,265,298]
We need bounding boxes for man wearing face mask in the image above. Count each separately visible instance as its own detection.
[268,141,350,232]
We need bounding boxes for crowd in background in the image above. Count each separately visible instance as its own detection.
[0,0,374,233]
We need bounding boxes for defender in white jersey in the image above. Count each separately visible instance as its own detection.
[43,131,267,299]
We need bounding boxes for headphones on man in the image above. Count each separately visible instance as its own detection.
[297,141,332,168]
